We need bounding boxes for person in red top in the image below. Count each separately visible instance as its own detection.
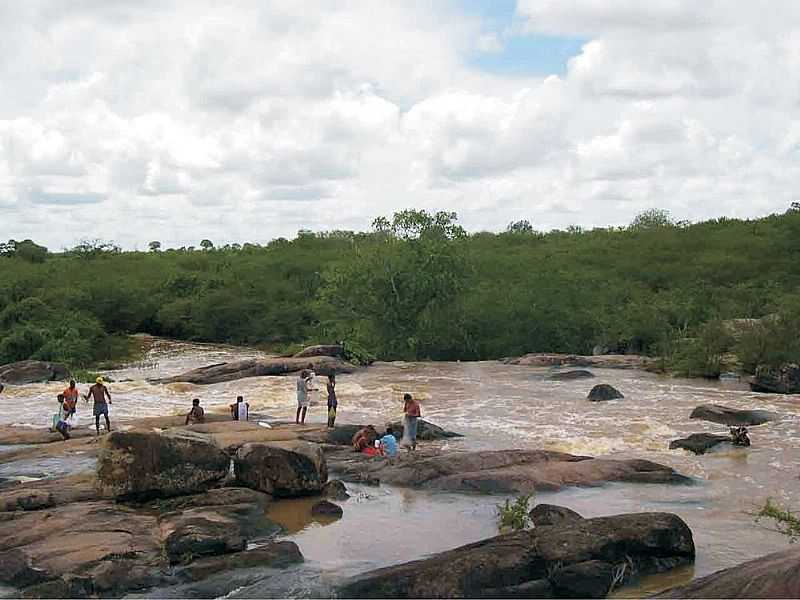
[62,380,79,420]
[402,393,422,451]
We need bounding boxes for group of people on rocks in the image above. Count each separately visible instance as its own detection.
[51,377,112,439]
[350,393,422,457]
[294,365,338,427]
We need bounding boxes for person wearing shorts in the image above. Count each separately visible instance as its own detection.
[85,376,112,435]
[296,370,311,424]
[62,380,79,420]
[403,393,422,451]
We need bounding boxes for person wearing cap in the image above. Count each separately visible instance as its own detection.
[84,376,112,435]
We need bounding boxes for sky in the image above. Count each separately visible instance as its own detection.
[1,0,799,250]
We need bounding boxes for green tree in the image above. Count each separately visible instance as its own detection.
[148,241,161,252]
[200,239,214,251]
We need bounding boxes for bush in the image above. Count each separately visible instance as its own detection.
[497,493,534,531]
[669,320,734,377]
[756,498,800,543]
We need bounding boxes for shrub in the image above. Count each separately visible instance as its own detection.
[756,498,800,543]
[497,493,534,531]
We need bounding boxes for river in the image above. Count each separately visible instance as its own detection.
[2,337,798,597]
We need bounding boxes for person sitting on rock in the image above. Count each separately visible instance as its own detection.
[730,426,751,447]
[230,395,249,421]
[185,398,205,425]
[352,425,378,452]
[379,425,399,458]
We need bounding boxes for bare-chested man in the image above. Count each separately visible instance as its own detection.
[85,377,112,435]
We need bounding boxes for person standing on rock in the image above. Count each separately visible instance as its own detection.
[52,394,71,440]
[326,373,337,428]
[84,376,112,435]
[296,370,310,424]
[402,393,422,451]
[62,379,79,421]
[185,398,205,425]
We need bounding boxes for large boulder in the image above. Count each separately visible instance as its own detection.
[548,370,595,381]
[152,356,355,385]
[689,404,777,426]
[311,500,343,519]
[587,384,624,401]
[507,353,656,370]
[657,546,800,598]
[0,361,69,384]
[338,512,695,598]
[293,344,345,359]
[669,433,737,455]
[96,430,230,499]
[749,363,800,394]
[332,449,690,493]
[387,419,463,441]
[234,441,327,497]
[175,542,304,583]
[529,503,584,527]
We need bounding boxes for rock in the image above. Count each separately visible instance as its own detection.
[96,430,230,499]
[749,363,800,394]
[507,353,656,370]
[481,578,555,598]
[20,575,93,599]
[234,441,327,497]
[529,504,584,527]
[338,512,695,598]
[152,356,356,385]
[311,500,343,518]
[587,384,624,401]
[323,479,350,500]
[176,542,304,583]
[689,404,777,426]
[151,487,271,513]
[656,546,800,598]
[0,360,69,384]
[0,489,55,512]
[0,473,99,512]
[548,370,595,381]
[669,433,733,455]
[293,344,345,359]
[160,508,247,564]
[0,548,50,588]
[387,419,463,441]
[332,449,690,493]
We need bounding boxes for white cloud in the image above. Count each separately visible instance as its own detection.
[1,0,799,248]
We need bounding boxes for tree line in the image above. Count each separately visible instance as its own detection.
[1,206,799,376]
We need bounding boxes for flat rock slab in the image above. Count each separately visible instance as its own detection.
[669,433,733,455]
[547,370,596,380]
[338,512,695,598]
[657,546,800,598]
[331,449,690,493]
[175,542,304,583]
[0,472,99,511]
[690,404,777,426]
[152,356,356,385]
[0,360,69,384]
[507,353,656,370]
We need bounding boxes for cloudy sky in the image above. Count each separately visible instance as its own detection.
[1,1,799,249]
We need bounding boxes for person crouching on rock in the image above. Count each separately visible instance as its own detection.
[379,425,399,458]
[296,370,311,424]
[352,425,378,452]
[186,398,205,425]
[326,373,337,428]
[85,377,112,435]
[230,396,249,421]
[53,394,70,440]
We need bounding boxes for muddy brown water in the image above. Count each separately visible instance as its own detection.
[2,338,799,597]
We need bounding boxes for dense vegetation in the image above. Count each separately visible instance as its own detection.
[2,205,799,375]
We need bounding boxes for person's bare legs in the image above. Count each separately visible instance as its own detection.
[95,415,101,435]
[104,415,111,432]
[295,406,302,424]
[300,407,307,424]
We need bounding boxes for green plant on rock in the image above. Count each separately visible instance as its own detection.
[496,493,534,532]
[756,498,800,542]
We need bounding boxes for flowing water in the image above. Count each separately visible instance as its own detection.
[2,337,799,596]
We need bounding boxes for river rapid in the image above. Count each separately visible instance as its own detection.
[2,337,799,597]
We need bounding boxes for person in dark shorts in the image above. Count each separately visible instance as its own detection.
[185,398,205,425]
[326,373,337,428]
[53,394,70,440]
[62,380,79,421]
[85,376,112,435]
[230,396,249,421]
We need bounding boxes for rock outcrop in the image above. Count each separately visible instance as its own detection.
[547,370,595,381]
[588,384,624,401]
[0,360,69,384]
[311,500,343,518]
[749,363,800,394]
[529,503,584,527]
[657,546,800,598]
[387,419,463,441]
[338,512,695,598]
[322,480,350,500]
[292,344,345,359]
[689,404,777,426]
[174,542,303,584]
[302,420,462,446]
[234,441,327,497]
[331,449,690,493]
[669,433,734,455]
[507,353,656,370]
[96,430,230,499]
[152,356,356,385]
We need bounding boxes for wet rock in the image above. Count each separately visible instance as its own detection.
[152,356,356,385]
[656,545,800,598]
[0,360,69,384]
[151,487,272,513]
[311,500,343,518]
[529,504,584,527]
[0,548,50,588]
[293,344,345,359]
[84,559,160,596]
[669,433,733,455]
[176,542,304,583]
[0,489,55,512]
[332,449,690,493]
[160,508,247,564]
[507,353,656,370]
[689,404,777,426]
[587,384,624,401]
[0,473,99,511]
[96,429,230,499]
[547,370,595,381]
[338,512,695,598]
[387,419,463,441]
[749,363,800,394]
[322,479,350,500]
[234,441,327,497]
[481,578,555,598]
[20,575,93,599]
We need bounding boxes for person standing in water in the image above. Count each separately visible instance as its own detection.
[326,372,337,428]
[62,380,79,421]
[230,396,249,421]
[402,393,422,451]
[84,377,112,435]
[296,370,310,424]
